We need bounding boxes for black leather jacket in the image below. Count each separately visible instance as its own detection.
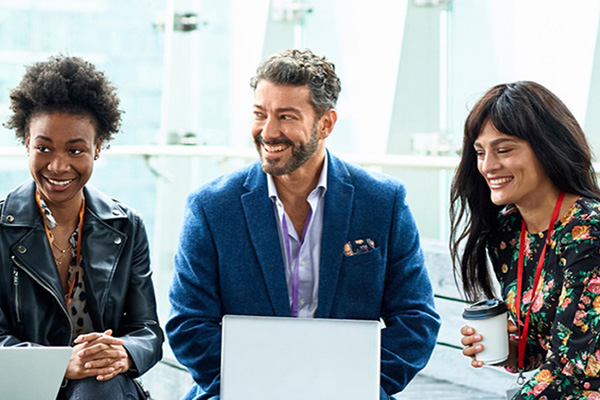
[0,181,163,376]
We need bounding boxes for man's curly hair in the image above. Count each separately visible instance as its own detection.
[5,54,122,144]
[250,49,341,117]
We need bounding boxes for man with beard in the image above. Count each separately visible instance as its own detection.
[166,49,440,400]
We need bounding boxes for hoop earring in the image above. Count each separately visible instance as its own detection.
[94,155,99,160]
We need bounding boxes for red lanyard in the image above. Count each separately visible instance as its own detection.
[35,192,85,308]
[515,191,565,370]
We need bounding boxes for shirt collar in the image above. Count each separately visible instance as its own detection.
[267,154,328,200]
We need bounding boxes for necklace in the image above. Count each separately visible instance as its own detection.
[52,241,72,255]
[35,192,85,307]
[53,248,72,265]
[51,234,75,267]
[49,232,74,266]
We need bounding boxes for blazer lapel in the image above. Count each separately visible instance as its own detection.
[317,153,354,318]
[241,164,291,316]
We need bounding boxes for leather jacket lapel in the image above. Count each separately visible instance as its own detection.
[2,181,65,302]
[11,229,65,306]
[81,216,126,325]
[81,186,128,328]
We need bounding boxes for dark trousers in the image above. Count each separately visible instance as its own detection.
[58,374,140,400]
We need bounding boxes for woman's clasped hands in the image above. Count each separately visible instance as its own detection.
[65,329,132,381]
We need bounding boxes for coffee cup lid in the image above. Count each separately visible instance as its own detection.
[462,299,508,320]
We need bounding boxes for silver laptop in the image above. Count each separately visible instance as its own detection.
[0,346,72,400]
[220,315,381,400]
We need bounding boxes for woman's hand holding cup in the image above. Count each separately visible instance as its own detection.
[460,325,485,368]
[460,318,519,368]
[461,299,510,367]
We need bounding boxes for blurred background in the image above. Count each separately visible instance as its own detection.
[1,0,599,398]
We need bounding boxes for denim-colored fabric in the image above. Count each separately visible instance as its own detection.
[60,375,139,400]
[166,151,441,400]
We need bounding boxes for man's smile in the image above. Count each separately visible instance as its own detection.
[262,143,290,153]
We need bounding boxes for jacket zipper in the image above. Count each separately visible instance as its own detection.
[11,256,73,344]
[12,268,21,323]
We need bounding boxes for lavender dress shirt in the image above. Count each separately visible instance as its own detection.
[267,157,328,318]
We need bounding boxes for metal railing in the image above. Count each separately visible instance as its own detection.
[0,144,461,169]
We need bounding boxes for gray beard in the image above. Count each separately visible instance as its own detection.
[255,123,319,176]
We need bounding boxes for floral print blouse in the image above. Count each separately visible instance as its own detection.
[488,197,600,400]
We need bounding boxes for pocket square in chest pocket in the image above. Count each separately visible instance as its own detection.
[344,238,376,256]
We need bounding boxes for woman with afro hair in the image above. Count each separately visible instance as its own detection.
[0,55,163,399]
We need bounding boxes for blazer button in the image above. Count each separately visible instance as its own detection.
[17,245,27,253]
[6,215,14,222]
[113,237,122,245]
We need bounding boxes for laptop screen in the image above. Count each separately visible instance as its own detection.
[220,315,381,400]
[0,346,71,400]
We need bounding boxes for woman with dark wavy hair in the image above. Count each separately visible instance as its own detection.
[450,81,600,399]
[0,55,163,399]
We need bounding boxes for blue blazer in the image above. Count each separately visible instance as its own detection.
[166,152,440,399]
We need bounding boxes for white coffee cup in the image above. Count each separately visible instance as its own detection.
[462,299,509,364]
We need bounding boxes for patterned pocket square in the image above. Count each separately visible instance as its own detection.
[344,238,376,256]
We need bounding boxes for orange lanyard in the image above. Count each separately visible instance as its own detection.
[35,192,85,307]
[515,191,564,370]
